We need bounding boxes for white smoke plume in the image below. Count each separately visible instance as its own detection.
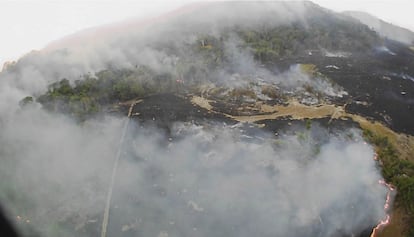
[0,1,325,95]
[0,2,390,237]
[0,107,388,236]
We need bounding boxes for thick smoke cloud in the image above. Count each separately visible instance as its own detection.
[0,108,388,236]
[112,123,387,237]
[0,107,123,236]
[0,2,390,237]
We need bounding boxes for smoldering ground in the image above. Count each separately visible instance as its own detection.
[0,105,389,237]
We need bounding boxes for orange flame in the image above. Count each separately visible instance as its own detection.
[370,171,395,237]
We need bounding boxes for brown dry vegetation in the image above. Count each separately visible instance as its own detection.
[228,88,257,100]
[191,96,213,111]
[261,85,281,99]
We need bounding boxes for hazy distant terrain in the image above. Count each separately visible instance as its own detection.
[344,11,414,45]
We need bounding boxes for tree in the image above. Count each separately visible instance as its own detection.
[19,96,34,107]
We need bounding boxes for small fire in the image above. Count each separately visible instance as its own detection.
[370,214,391,237]
[370,175,395,237]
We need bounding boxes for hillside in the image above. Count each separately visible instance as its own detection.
[1,2,414,237]
[344,11,414,45]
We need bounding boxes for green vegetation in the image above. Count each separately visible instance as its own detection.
[36,66,186,120]
[236,17,380,62]
[363,129,414,235]
[194,35,226,69]
[177,17,381,73]
[305,119,312,130]
[19,96,34,107]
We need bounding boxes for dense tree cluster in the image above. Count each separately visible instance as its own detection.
[236,17,380,62]
[35,67,186,120]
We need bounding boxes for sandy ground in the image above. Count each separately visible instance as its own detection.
[191,96,213,111]
[191,95,344,121]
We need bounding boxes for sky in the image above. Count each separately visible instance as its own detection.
[0,0,413,67]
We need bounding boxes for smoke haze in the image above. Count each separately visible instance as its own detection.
[0,2,325,95]
[0,107,389,236]
[0,2,393,236]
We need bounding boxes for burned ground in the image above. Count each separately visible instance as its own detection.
[272,40,414,135]
[129,93,236,131]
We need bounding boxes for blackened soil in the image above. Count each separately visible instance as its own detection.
[128,41,414,136]
[130,93,236,131]
[274,40,414,135]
